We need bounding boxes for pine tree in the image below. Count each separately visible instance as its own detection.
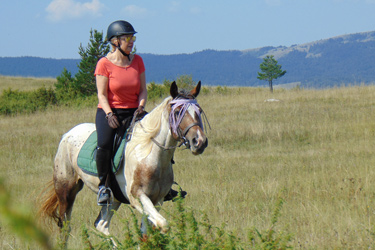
[257,55,286,93]
[55,67,76,100]
[74,29,110,96]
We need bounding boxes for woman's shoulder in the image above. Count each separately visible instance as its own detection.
[97,57,117,70]
[97,56,110,63]
[96,56,110,66]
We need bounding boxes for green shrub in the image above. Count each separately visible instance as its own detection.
[248,198,293,249]
[215,85,229,94]
[78,195,293,250]
[0,87,56,115]
[55,68,79,101]
[147,81,168,102]
[147,75,202,103]
[174,75,196,90]
[0,173,293,249]
[79,194,247,250]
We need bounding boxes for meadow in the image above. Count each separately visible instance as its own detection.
[0,76,56,92]
[1,76,375,249]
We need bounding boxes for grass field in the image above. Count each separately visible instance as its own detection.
[0,75,56,92]
[1,77,375,249]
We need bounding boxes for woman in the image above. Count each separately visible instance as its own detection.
[94,20,147,205]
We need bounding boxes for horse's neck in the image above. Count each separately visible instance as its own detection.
[116,106,177,196]
[152,110,178,157]
[124,103,178,164]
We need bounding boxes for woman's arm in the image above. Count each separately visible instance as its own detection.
[96,75,112,115]
[138,72,147,108]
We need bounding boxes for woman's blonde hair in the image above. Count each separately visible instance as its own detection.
[110,37,119,52]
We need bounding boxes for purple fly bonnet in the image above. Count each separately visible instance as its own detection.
[169,99,203,137]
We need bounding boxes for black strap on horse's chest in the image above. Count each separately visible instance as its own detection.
[108,112,148,204]
[108,170,130,204]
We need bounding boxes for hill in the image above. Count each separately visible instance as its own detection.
[0,57,79,78]
[1,31,375,88]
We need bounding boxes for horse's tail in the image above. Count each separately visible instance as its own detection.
[37,180,60,227]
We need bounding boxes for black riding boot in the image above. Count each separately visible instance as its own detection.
[164,181,187,202]
[164,159,188,202]
[164,188,187,202]
[96,147,112,205]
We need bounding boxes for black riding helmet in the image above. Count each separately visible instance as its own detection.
[106,20,137,42]
[106,20,137,60]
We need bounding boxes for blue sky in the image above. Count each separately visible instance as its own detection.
[1,0,374,59]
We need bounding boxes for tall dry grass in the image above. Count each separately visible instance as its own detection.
[1,78,375,249]
[0,75,56,92]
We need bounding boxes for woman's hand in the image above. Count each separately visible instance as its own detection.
[136,105,145,116]
[106,112,120,129]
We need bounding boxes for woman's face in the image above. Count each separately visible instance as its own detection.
[119,35,136,54]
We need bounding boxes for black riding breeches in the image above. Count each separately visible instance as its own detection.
[95,108,137,152]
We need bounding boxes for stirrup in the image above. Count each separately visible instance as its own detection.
[97,187,113,206]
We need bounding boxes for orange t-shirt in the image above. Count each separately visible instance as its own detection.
[94,55,145,109]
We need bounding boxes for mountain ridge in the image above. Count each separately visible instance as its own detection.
[1,30,374,88]
[244,30,375,60]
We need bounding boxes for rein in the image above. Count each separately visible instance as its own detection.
[138,122,182,151]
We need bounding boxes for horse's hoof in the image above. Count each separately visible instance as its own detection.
[140,234,148,242]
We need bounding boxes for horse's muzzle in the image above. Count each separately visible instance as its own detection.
[191,136,208,155]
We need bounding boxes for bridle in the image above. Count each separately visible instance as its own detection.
[138,96,209,151]
[169,97,203,143]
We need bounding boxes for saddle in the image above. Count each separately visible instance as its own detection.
[77,112,147,204]
[77,112,186,204]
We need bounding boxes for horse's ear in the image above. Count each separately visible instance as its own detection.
[170,81,178,99]
[190,81,201,98]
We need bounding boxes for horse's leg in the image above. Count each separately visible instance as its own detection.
[94,200,121,235]
[132,194,169,233]
[140,202,164,235]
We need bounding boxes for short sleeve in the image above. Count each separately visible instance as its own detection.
[94,58,109,77]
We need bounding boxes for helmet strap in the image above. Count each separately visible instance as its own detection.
[110,39,131,61]
[117,46,131,61]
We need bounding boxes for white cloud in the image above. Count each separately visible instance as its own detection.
[122,5,149,18]
[46,0,104,22]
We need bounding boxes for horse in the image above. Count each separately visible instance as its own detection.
[38,81,208,245]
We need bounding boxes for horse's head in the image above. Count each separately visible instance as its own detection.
[169,81,208,155]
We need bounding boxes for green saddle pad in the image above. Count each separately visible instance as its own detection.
[77,130,127,176]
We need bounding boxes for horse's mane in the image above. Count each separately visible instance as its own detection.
[126,96,173,159]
